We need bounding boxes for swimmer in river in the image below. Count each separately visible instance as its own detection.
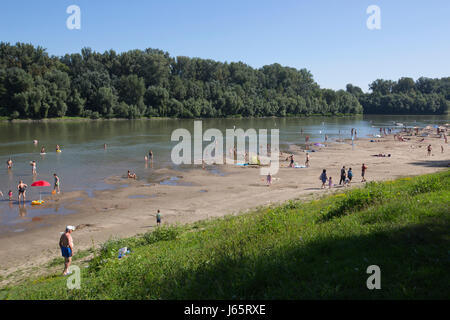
[40,146,45,153]
[56,144,61,152]
[127,170,137,179]
[104,144,107,150]
[8,190,13,201]
[6,158,13,169]
[149,150,153,161]
[17,180,28,203]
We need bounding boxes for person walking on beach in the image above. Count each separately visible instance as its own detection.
[59,226,75,276]
[427,144,432,156]
[320,169,327,189]
[17,180,27,203]
[361,163,368,182]
[305,153,310,167]
[6,158,13,170]
[339,166,346,185]
[156,209,161,226]
[53,173,60,194]
[347,168,353,186]
[266,172,272,186]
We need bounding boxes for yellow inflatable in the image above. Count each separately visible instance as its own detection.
[32,200,45,205]
[56,149,62,153]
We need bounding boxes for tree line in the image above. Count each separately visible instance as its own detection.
[0,42,447,119]
[346,77,450,114]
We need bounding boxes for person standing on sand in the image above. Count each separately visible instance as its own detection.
[305,153,310,167]
[156,209,161,226]
[361,163,368,182]
[267,172,272,186]
[320,169,327,189]
[149,150,153,161]
[339,166,346,185]
[427,144,432,156]
[53,173,60,194]
[347,168,353,186]
[59,226,75,275]
[328,176,333,189]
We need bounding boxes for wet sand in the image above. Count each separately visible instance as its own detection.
[0,131,449,286]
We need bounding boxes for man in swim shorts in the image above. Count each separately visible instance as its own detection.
[361,163,368,182]
[59,225,75,275]
[54,173,60,194]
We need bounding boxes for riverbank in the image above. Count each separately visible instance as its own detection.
[0,131,449,287]
[2,170,449,299]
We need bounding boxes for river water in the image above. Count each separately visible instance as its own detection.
[0,115,448,233]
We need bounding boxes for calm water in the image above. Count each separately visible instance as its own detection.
[0,115,448,233]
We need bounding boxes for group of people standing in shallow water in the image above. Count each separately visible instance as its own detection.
[320,164,366,189]
[3,141,61,204]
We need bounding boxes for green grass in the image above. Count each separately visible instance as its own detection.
[1,171,449,300]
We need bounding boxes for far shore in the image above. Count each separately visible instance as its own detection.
[0,129,449,287]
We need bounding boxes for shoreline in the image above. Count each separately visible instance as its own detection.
[0,132,449,287]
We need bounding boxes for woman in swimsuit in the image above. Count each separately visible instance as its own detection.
[54,173,60,194]
[17,181,28,203]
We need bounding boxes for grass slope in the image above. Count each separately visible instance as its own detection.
[1,171,449,300]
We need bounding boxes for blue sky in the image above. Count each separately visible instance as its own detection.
[1,0,449,91]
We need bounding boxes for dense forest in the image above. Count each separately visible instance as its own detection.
[0,42,448,119]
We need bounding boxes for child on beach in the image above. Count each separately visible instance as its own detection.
[156,209,161,226]
[320,169,327,189]
[427,144,432,156]
[8,190,13,201]
[328,176,333,189]
[127,170,137,179]
[267,172,272,186]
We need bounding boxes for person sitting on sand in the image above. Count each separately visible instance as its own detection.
[127,170,137,179]
[59,226,75,276]
[320,169,327,189]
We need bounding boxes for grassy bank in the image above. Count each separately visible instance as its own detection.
[1,171,449,300]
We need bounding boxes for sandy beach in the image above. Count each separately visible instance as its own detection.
[0,130,448,286]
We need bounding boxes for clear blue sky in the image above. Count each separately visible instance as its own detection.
[1,0,449,91]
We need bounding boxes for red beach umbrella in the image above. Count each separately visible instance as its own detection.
[31,180,51,202]
[31,180,51,187]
